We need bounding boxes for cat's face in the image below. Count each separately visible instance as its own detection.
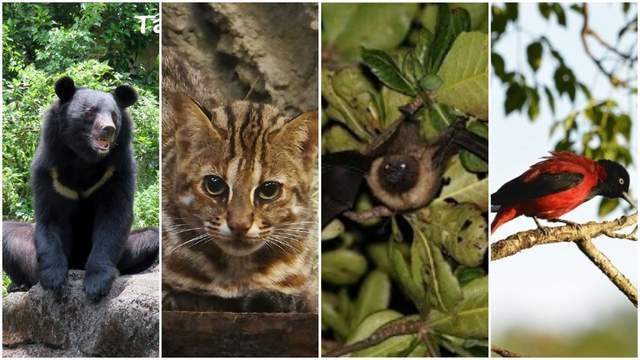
[172,97,317,256]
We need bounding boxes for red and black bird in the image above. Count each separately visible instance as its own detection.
[491,151,634,233]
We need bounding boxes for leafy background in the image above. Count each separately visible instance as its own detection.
[491,2,637,356]
[321,3,488,357]
[3,3,159,292]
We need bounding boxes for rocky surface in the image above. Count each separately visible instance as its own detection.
[162,3,318,116]
[3,268,159,357]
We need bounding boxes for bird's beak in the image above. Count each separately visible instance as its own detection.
[622,192,636,209]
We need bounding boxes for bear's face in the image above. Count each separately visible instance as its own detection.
[54,76,137,163]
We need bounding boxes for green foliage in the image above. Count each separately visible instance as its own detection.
[322,4,488,357]
[491,2,637,216]
[2,3,159,231]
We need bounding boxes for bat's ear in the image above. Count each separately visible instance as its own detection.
[172,95,224,155]
[278,110,318,170]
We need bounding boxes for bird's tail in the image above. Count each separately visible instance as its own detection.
[490,207,519,234]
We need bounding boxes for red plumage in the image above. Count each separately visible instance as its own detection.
[491,152,608,233]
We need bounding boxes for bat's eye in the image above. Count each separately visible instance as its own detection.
[203,175,228,197]
[619,178,625,185]
[379,156,418,193]
[255,181,282,202]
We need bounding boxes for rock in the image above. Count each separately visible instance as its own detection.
[162,3,318,116]
[3,268,159,357]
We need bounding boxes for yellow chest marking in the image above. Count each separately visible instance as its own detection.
[50,166,115,200]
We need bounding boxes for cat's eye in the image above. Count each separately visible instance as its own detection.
[203,175,228,197]
[255,181,282,201]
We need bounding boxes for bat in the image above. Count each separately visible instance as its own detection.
[322,117,488,228]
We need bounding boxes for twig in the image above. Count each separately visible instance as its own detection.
[576,237,637,306]
[492,213,638,307]
[324,318,424,357]
[491,213,637,260]
[580,4,634,87]
[492,345,521,357]
[344,206,394,224]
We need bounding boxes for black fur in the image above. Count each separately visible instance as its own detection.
[3,77,158,301]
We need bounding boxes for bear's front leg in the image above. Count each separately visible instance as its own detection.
[84,186,133,301]
[35,221,70,293]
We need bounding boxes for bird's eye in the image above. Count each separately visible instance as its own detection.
[619,178,625,185]
[255,181,282,201]
[203,175,228,197]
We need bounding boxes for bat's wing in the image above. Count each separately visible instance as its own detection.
[321,151,372,228]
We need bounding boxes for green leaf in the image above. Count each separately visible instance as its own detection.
[460,120,488,173]
[414,28,433,68]
[322,68,375,141]
[436,32,488,119]
[433,155,488,210]
[351,270,391,329]
[322,291,351,339]
[415,202,487,267]
[426,4,470,73]
[322,124,365,153]
[505,83,526,115]
[419,73,443,91]
[321,218,345,240]
[361,48,417,96]
[526,41,543,71]
[428,5,471,73]
[430,276,488,338]
[348,312,418,357]
[408,216,463,313]
[322,3,418,61]
[321,249,368,285]
[381,86,412,127]
[389,219,427,313]
[598,198,619,217]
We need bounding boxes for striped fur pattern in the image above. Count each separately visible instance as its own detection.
[162,94,317,312]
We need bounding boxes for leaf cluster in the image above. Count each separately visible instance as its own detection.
[491,2,637,217]
[321,4,488,357]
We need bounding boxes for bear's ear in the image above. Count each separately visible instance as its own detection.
[113,85,138,108]
[55,76,76,102]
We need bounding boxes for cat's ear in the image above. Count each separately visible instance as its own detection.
[172,95,224,153]
[276,111,318,169]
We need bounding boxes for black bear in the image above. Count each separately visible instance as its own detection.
[2,77,158,301]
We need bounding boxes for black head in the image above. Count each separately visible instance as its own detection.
[378,155,419,193]
[597,159,633,205]
[52,76,137,163]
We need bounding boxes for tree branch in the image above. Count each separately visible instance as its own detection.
[580,4,635,87]
[492,213,638,307]
[492,345,521,357]
[324,318,424,357]
[576,237,637,306]
[492,213,637,260]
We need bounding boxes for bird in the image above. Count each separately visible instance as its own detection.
[491,151,634,233]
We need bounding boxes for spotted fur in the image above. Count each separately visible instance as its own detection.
[162,79,317,311]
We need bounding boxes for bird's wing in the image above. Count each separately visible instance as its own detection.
[491,172,584,206]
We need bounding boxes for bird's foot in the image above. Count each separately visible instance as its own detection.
[532,217,550,235]
[549,218,580,229]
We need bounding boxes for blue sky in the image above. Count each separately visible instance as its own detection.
[491,3,637,336]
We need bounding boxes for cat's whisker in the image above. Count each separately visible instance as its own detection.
[169,233,210,254]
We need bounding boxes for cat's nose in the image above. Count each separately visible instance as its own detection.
[228,219,251,234]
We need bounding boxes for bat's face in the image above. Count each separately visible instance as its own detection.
[366,146,443,211]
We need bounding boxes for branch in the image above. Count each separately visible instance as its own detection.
[491,213,637,260]
[492,213,638,307]
[324,318,424,357]
[576,238,637,306]
[492,345,521,357]
[580,4,634,87]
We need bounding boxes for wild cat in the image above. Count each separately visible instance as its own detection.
[161,51,317,312]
